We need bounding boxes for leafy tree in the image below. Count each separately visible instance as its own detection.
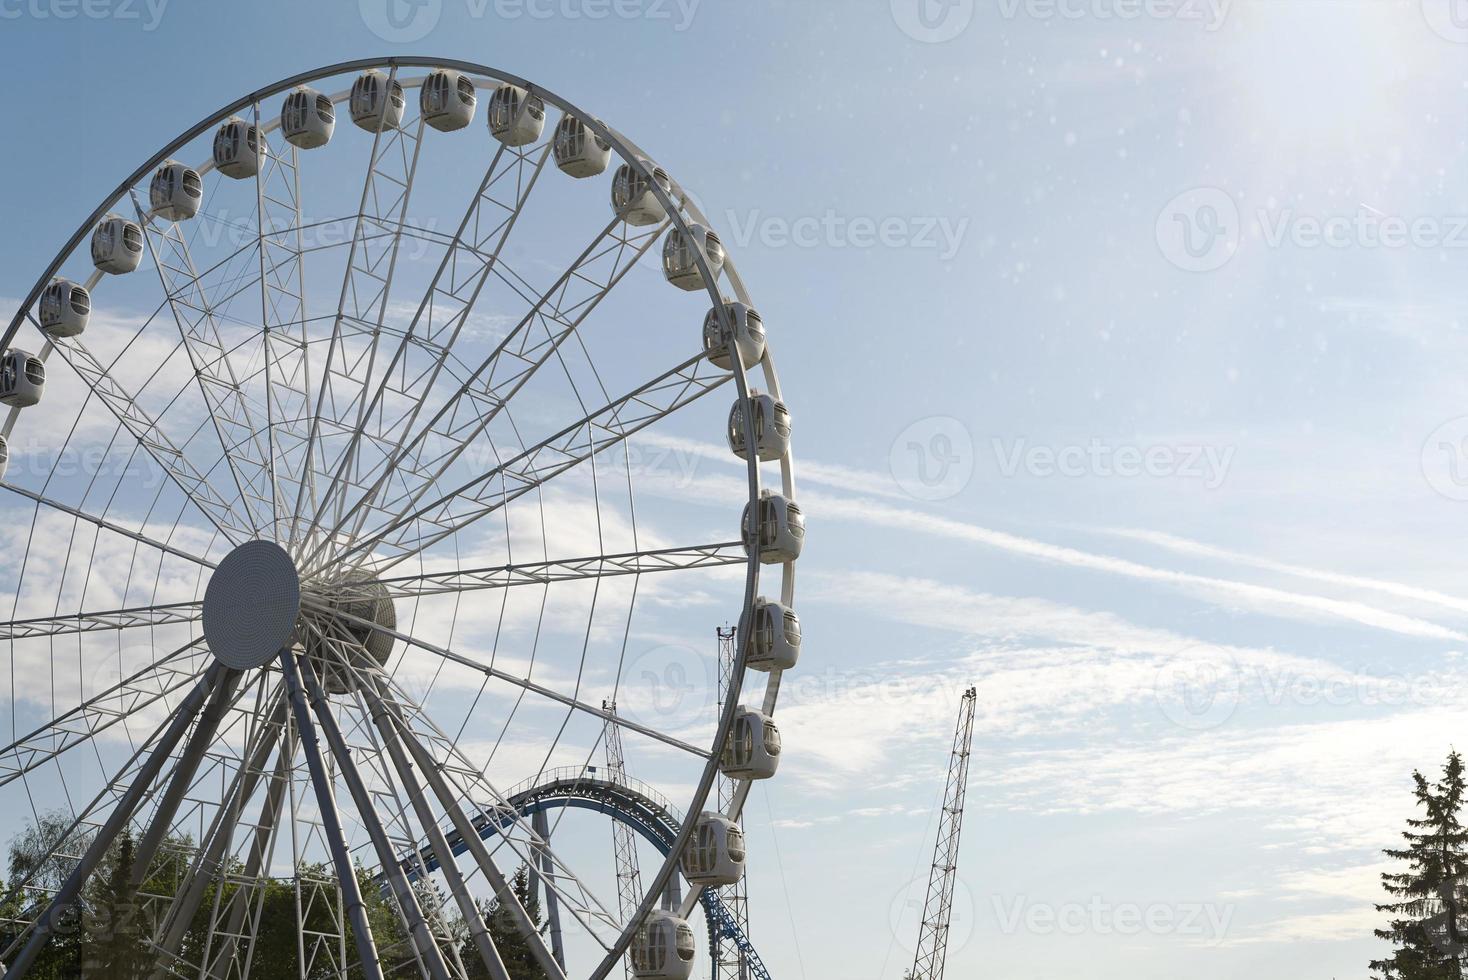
[0,814,474,978]
[1373,750,1468,979]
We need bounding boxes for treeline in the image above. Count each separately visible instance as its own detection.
[0,811,551,978]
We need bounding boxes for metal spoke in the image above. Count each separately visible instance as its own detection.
[332,351,731,574]
[299,600,708,759]
[0,638,205,787]
[356,669,572,980]
[294,134,554,568]
[295,646,454,980]
[2,664,223,977]
[38,326,254,545]
[356,674,514,980]
[278,648,385,980]
[0,600,202,642]
[134,191,275,540]
[323,541,746,602]
[287,70,425,557]
[252,104,320,546]
[1,480,217,569]
[300,212,663,576]
[148,691,287,977]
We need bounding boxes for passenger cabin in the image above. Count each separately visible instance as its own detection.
[282,86,335,149]
[727,391,791,462]
[91,215,143,275]
[39,279,90,339]
[612,162,673,226]
[0,350,45,408]
[721,707,782,781]
[682,812,746,887]
[662,224,725,291]
[742,490,805,564]
[421,69,477,132]
[213,118,267,179]
[149,161,202,222]
[553,113,612,178]
[702,302,766,371]
[351,69,405,132]
[744,598,801,673]
[488,83,545,146]
[629,910,696,980]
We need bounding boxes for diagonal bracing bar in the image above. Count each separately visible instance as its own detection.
[3,663,225,979]
[355,670,569,980]
[277,648,385,980]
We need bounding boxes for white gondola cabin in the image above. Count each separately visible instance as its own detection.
[421,69,476,132]
[351,69,405,132]
[0,433,8,481]
[742,490,804,565]
[630,910,696,980]
[91,215,143,275]
[149,161,202,222]
[682,812,746,888]
[702,302,766,371]
[282,86,335,149]
[612,162,673,226]
[0,350,45,408]
[745,597,801,672]
[662,224,725,291]
[727,391,791,463]
[553,113,612,178]
[213,117,267,179]
[720,707,781,781]
[39,279,90,339]
[488,83,545,147]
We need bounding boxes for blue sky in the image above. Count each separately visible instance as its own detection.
[4,1,1468,978]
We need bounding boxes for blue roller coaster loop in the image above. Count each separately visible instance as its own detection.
[405,766,773,980]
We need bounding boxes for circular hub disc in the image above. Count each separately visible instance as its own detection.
[202,540,302,670]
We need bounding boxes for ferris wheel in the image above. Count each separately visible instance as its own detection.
[0,58,802,980]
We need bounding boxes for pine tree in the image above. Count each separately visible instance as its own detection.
[1373,750,1468,979]
[467,865,549,980]
[82,828,149,977]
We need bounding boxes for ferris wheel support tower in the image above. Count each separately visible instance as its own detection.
[909,686,977,980]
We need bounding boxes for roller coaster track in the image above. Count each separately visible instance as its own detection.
[406,766,774,980]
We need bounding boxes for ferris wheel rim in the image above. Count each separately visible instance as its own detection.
[0,56,799,980]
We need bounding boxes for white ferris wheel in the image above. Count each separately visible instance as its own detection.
[0,58,802,980]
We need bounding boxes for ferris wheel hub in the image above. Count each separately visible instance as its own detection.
[202,540,302,670]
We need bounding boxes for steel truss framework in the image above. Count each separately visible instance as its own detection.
[909,688,977,980]
[0,58,798,980]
